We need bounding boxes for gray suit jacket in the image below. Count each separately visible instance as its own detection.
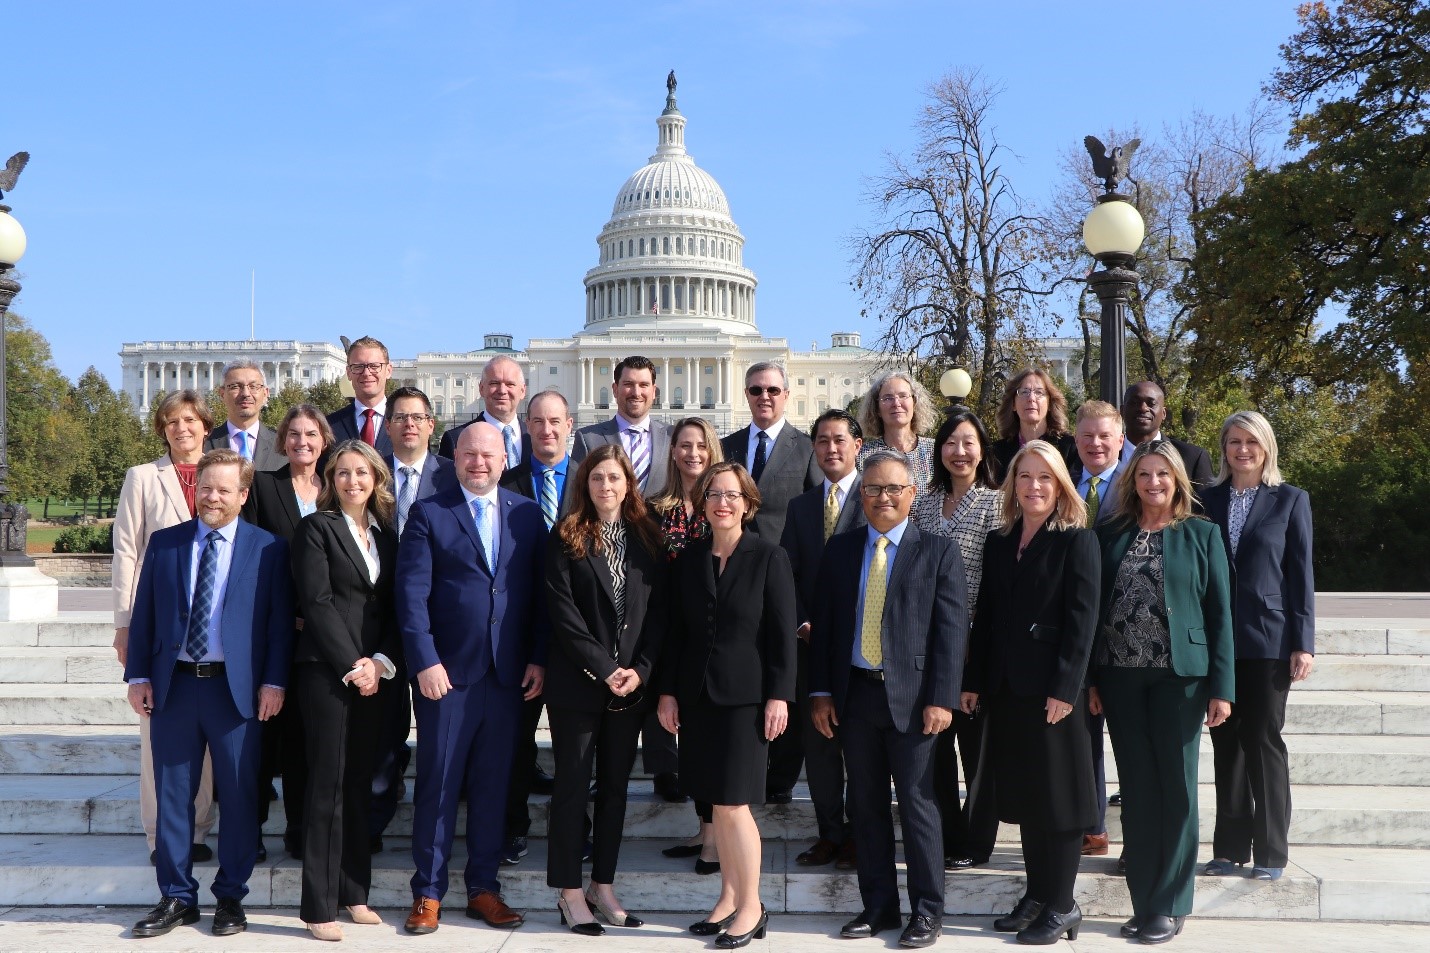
[204,423,285,472]
[721,422,822,541]
[570,417,673,499]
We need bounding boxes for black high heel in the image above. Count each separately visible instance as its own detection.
[689,909,737,936]
[585,889,643,927]
[557,896,604,936]
[993,896,1045,932]
[1015,902,1081,944]
[714,906,768,949]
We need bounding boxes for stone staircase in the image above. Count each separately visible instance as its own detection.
[1,610,1427,921]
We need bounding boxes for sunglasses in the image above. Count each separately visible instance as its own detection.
[746,385,784,397]
[607,689,645,713]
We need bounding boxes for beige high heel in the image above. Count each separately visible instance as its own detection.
[306,921,343,941]
[345,905,381,925]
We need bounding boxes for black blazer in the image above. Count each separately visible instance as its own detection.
[501,458,577,516]
[779,477,867,628]
[242,465,306,543]
[965,521,1100,705]
[437,412,532,465]
[544,524,667,712]
[1202,481,1315,660]
[327,402,394,457]
[991,431,1078,485]
[291,510,400,677]
[809,523,968,734]
[656,533,797,708]
[720,424,821,541]
[1167,437,1214,488]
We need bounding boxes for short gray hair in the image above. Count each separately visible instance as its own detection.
[221,358,265,380]
[743,361,788,390]
[861,448,913,483]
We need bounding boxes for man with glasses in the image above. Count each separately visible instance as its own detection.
[809,450,968,948]
[438,356,530,467]
[570,355,672,498]
[204,360,283,471]
[327,335,394,456]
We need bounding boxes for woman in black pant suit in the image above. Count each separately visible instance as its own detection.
[961,440,1100,945]
[545,445,667,935]
[291,440,398,940]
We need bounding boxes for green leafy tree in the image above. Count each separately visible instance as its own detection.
[4,313,82,504]
[261,382,308,429]
[70,367,151,515]
[304,379,348,415]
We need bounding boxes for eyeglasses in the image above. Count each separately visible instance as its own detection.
[703,490,744,503]
[347,362,388,375]
[1016,387,1048,399]
[878,392,913,405]
[861,483,913,498]
[746,385,784,397]
[223,382,267,394]
[607,688,645,713]
[391,413,434,425]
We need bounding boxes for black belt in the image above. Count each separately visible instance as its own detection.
[850,666,885,682]
[175,661,226,678]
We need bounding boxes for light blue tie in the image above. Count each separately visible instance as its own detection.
[471,497,497,569]
[539,467,559,530]
[236,431,252,461]
[502,425,519,470]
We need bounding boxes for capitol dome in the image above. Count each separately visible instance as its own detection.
[582,75,758,336]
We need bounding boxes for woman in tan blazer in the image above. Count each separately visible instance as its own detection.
[111,390,219,864]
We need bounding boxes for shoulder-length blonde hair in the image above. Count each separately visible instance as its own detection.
[998,439,1086,533]
[857,370,937,440]
[650,416,724,514]
[1114,439,1197,528]
[995,368,1070,440]
[558,444,663,560]
[318,440,395,529]
[1213,410,1284,487]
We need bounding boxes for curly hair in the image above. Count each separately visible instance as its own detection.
[557,444,662,560]
[857,370,937,439]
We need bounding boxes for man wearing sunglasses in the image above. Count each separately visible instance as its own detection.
[203,359,284,471]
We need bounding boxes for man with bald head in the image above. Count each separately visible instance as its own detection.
[397,422,549,934]
[438,356,530,466]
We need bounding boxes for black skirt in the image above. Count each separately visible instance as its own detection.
[678,691,767,807]
[985,688,1098,831]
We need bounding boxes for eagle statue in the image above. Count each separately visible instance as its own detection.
[1083,136,1139,193]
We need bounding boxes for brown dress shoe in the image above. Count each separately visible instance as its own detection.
[796,838,839,866]
[404,897,441,934]
[467,890,524,929]
[835,839,857,870]
[1082,833,1109,856]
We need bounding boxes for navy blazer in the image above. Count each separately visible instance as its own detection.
[1202,481,1315,660]
[810,522,968,734]
[123,519,294,719]
[779,477,867,628]
[327,402,394,457]
[396,486,549,688]
[386,453,459,503]
[720,423,821,541]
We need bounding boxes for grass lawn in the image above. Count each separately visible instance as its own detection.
[20,499,113,520]
[25,526,64,554]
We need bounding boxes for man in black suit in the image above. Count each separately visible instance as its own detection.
[776,409,866,870]
[569,356,672,499]
[810,449,968,948]
[720,361,821,543]
[204,360,284,471]
[327,336,394,457]
[437,355,529,467]
[1120,381,1213,488]
[369,386,457,851]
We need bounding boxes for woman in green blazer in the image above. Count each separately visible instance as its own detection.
[1088,440,1234,945]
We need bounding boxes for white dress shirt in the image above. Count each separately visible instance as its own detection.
[746,417,788,467]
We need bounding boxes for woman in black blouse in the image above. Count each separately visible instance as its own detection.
[988,369,1078,480]
[545,445,667,935]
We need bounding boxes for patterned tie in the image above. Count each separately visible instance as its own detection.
[186,530,222,661]
[539,467,559,529]
[397,466,418,536]
[360,408,377,447]
[627,428,650,491]
[1085,476,1102,529]
[751,431,769,482]
[824,484,840,541]
[859,536,889,668]
[502,424,519,470]
[471,497,496,569]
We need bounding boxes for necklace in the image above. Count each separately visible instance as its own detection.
[174,465,197,488]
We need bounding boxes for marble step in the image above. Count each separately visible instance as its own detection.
[0,613,115,648]
[0,833,1423,921]
[8,773,1428,850]
[1288,655,1430,692]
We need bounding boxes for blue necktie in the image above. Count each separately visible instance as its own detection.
[236,431,252,461]
[186,530,222,660]
[539,467,559,530]
[502,425,519,470]
[471,497,497,569]
[751,431,769,482]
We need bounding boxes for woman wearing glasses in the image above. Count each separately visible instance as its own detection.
[989,369,1078,481]
[856,371,938,494]
[545,445,667,935]
[658,461,797,948]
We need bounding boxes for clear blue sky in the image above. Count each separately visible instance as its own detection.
[6,1,1302,383]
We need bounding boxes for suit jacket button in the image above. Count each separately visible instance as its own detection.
[172,643,180,650]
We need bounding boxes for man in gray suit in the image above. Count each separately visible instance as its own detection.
[809,449,967,948]
[720,361,821,542]
[776,409,867,864]
[204,360,283,471]
[570,356,672,499]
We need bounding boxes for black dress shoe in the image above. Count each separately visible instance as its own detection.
[1016,902,1081,944]
[1109,790,1123,806]
[149,850,157,866]
[653,771,686,803]
[694,858,720,875]
[132,897,200,937]
[530,762,555,795]
[284,832,303,860]
[840,910,901,938]
[191,843,213,863]
[212,897,247,936]
[993,896,1045,933]
[1136,914,1185,944]
[663,842,704,858]
[898,914,941,948]
[1121,916,1143,938]
[944,854,976,870]
[254,841,267,863]
[369,834,384,855]
[765,789,793,805]
[689,910,736,935]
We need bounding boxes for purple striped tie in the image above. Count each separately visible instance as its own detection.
[627,428,650,491]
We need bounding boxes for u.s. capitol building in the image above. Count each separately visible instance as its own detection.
[121,79,1076,429]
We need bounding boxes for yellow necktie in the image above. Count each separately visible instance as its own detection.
[860,536,889,668]
[1085,476,1102,529]
[824,484,840,541]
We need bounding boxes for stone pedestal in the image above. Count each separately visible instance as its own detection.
[0,566,60,622]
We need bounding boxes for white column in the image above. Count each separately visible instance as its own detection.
[719,358,728,404]
[142,363,151,408]
[662,358,671,405]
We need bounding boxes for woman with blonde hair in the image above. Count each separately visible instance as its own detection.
[989,369,1077,480]
[961,440,1099,944]
[856,370,938,492]
[1089,440,1234,943]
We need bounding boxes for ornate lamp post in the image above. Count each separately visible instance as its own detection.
[938,367,973,418]
[1082,137,1146,407]
[0,153,33,570]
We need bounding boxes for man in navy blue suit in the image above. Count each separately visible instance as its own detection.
[124,449,293,938]
[397,422,548,934]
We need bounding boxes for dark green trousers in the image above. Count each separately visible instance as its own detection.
[1099,666,1209,918]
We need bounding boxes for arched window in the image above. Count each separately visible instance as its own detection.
[663,236,670,255]
[703,386,714,407]
[673,386,684,408]
[700,238,707,256]
[433,398,445,418]
[676,236,683,255]
[640,238,646,255]
[453,397,465,416]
